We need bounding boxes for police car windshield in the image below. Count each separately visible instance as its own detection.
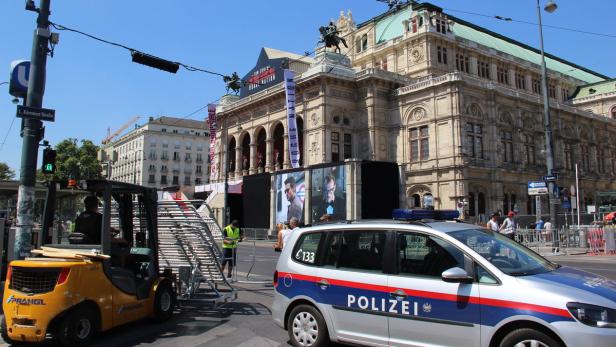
[449,228,558,276]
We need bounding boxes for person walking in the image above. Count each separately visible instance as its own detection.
[221,219,243,279]
[499,211,517,240]
[543,218,552,242]
[277,217,299,250]
[486,213,500,232]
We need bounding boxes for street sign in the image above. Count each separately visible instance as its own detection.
[16,105,55,122]
[528,181,548,195]
[550,198,562,205]
[9,60,30,98]
[543,175,557,182]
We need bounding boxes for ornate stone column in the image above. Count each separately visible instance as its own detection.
[235,146,242,177]
[283,131,290,170]
[249,142,257,175]
[266,138,274,172]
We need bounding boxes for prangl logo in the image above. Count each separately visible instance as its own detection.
[6,295,45,305]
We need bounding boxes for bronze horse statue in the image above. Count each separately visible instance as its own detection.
[223,72,242,95]
[319,22,348,53]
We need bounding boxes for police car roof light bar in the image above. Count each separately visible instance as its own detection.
[392,209,460,221]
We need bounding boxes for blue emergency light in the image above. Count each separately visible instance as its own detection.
[392,209,460,221]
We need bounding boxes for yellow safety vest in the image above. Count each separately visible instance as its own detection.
[222,225,240,249]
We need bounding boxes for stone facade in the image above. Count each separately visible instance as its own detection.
[212,2,616,223]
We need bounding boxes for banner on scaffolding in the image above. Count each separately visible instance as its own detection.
[284,69,300,168]
[207,104,219,179]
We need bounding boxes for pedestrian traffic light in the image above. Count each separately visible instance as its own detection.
[41,148,56,174]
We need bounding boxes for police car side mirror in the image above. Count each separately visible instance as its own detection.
[441,267,473,284]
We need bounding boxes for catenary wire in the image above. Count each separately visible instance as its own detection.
[0,117,17,154]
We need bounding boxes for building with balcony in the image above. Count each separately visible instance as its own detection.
[209,2,616,225]
[102,116,209,194]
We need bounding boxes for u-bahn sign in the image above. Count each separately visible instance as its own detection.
[9,60,30,98]
[528,181,548,195]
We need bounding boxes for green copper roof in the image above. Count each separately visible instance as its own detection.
[572,78,616,99]
[450,20,605,84]
[358,2,607,84]
[375,6,412,43]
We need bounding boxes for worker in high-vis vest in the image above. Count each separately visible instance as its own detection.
[221,219,243,278]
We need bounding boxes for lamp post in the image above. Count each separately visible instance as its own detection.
[537,0,559,251]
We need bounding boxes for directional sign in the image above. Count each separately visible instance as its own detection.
[528,181,548,195]
[9,60,30,98]
[16,105,55,122]
[542,175,557,182]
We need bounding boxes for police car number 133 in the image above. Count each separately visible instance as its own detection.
[295,249,315,263]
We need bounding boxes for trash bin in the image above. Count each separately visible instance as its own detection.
[579,229,588,248]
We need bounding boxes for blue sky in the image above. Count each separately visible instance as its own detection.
[1,0,614,176]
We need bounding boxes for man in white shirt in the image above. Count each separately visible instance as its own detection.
[499,211,517,240]
[486,213,500,232]
[278,217,299,250]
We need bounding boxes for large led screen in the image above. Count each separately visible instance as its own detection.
[275,171,305,225]
[311,165,346,221]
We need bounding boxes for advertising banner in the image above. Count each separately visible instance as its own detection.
[207,104,218,179]
[275,171,305,225]
[284,69,300,168]
[311,165,346,221]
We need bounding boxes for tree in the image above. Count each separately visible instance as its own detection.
[0,162,15,180]
[38,138,102,181]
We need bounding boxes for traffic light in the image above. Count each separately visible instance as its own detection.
[41,148,56,174]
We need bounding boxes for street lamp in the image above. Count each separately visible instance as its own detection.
[536,0,559,251]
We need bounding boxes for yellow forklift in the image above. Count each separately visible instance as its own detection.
[2,180,176,346]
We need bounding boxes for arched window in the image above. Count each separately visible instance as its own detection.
[478,193,486,215]
[468,193,476,217]
[361,34,368,51]
[611,106,616,119]
[411,194,420,208]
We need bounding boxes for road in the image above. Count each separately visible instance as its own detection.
[1,244,614,346]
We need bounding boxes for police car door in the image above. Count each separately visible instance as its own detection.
[388,231,481,347]
[316,229,389,346]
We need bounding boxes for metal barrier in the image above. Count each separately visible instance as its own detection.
[515,227,586,254]
[242,228,274,241]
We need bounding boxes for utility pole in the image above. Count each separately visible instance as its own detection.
[14,0,52,259]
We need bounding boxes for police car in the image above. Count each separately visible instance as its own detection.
[272,210,616,347]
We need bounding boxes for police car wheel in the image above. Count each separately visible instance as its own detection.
[57,306,99,347]
[499,328,562,347]
[287,305,329,347]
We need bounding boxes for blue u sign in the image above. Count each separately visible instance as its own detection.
[9,60,30,98]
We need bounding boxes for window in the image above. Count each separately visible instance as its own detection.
[410,126,429,161]
[466,123,484,159]
[172,129,178,134]
[148,174,155,184]
[532,78,541,94]
[174,141,181,149]
[292,232,323,265]
[160,175,167,185]
[581,145,590,172]
[148,164,156,172]
[561,88,569,102]
[497,66,509,84]
[597,148,605,174]
[548,84,556,99]
[611,106,616,119]
[323,231,342,267]
[184,176,191,186]
[185,152,192,161]
[477,59,490,79]
[343,133,352,160]
[173,152,180,161]
[455,53,470,73]
[172,176,179,185]
[195,178,202,185]
[524,134,536,165]
[186,142,192,150]
[196,153,203,162]
[161,128,167,133]
[332,131,340,162]
[148,150,156,160]
[396,232,463,278]
[196,165,202,174]
[160,165,168,173]
[564,142,574,170]
[435,18,447,34]
[161,150,169,160]
[336,231,386,272]
[437,46,447,64]
[500,130,514,163]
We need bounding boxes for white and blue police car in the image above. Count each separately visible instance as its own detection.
[272,209,616,347]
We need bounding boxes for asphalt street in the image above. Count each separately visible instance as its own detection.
[0,243,614,346]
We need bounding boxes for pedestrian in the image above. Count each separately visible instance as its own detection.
[535,217,545,231]
[543,218,552,242]
[221,219,243,279]
[277,217,299,250]
[499,211,517,240]
[486,213,500,232]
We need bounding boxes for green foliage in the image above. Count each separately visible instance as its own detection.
[39,138,102,181]
[0,162,15,180]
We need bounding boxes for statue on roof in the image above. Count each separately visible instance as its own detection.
[223,72,242,95]
[377,0,406,11]
[319,21,348,53]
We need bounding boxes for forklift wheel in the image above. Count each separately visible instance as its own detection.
[153,281,176,322]
[57,306,99,347]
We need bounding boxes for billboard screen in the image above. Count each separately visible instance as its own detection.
[311,165,346,221]
[275,171,305,225]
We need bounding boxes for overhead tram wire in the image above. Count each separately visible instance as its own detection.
[441,8,616,39]
[0,118,17,154]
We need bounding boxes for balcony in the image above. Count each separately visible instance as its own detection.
[185,158,192,163]
[160,156,169,161]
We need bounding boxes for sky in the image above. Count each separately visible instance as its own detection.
[1,0,615,177]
